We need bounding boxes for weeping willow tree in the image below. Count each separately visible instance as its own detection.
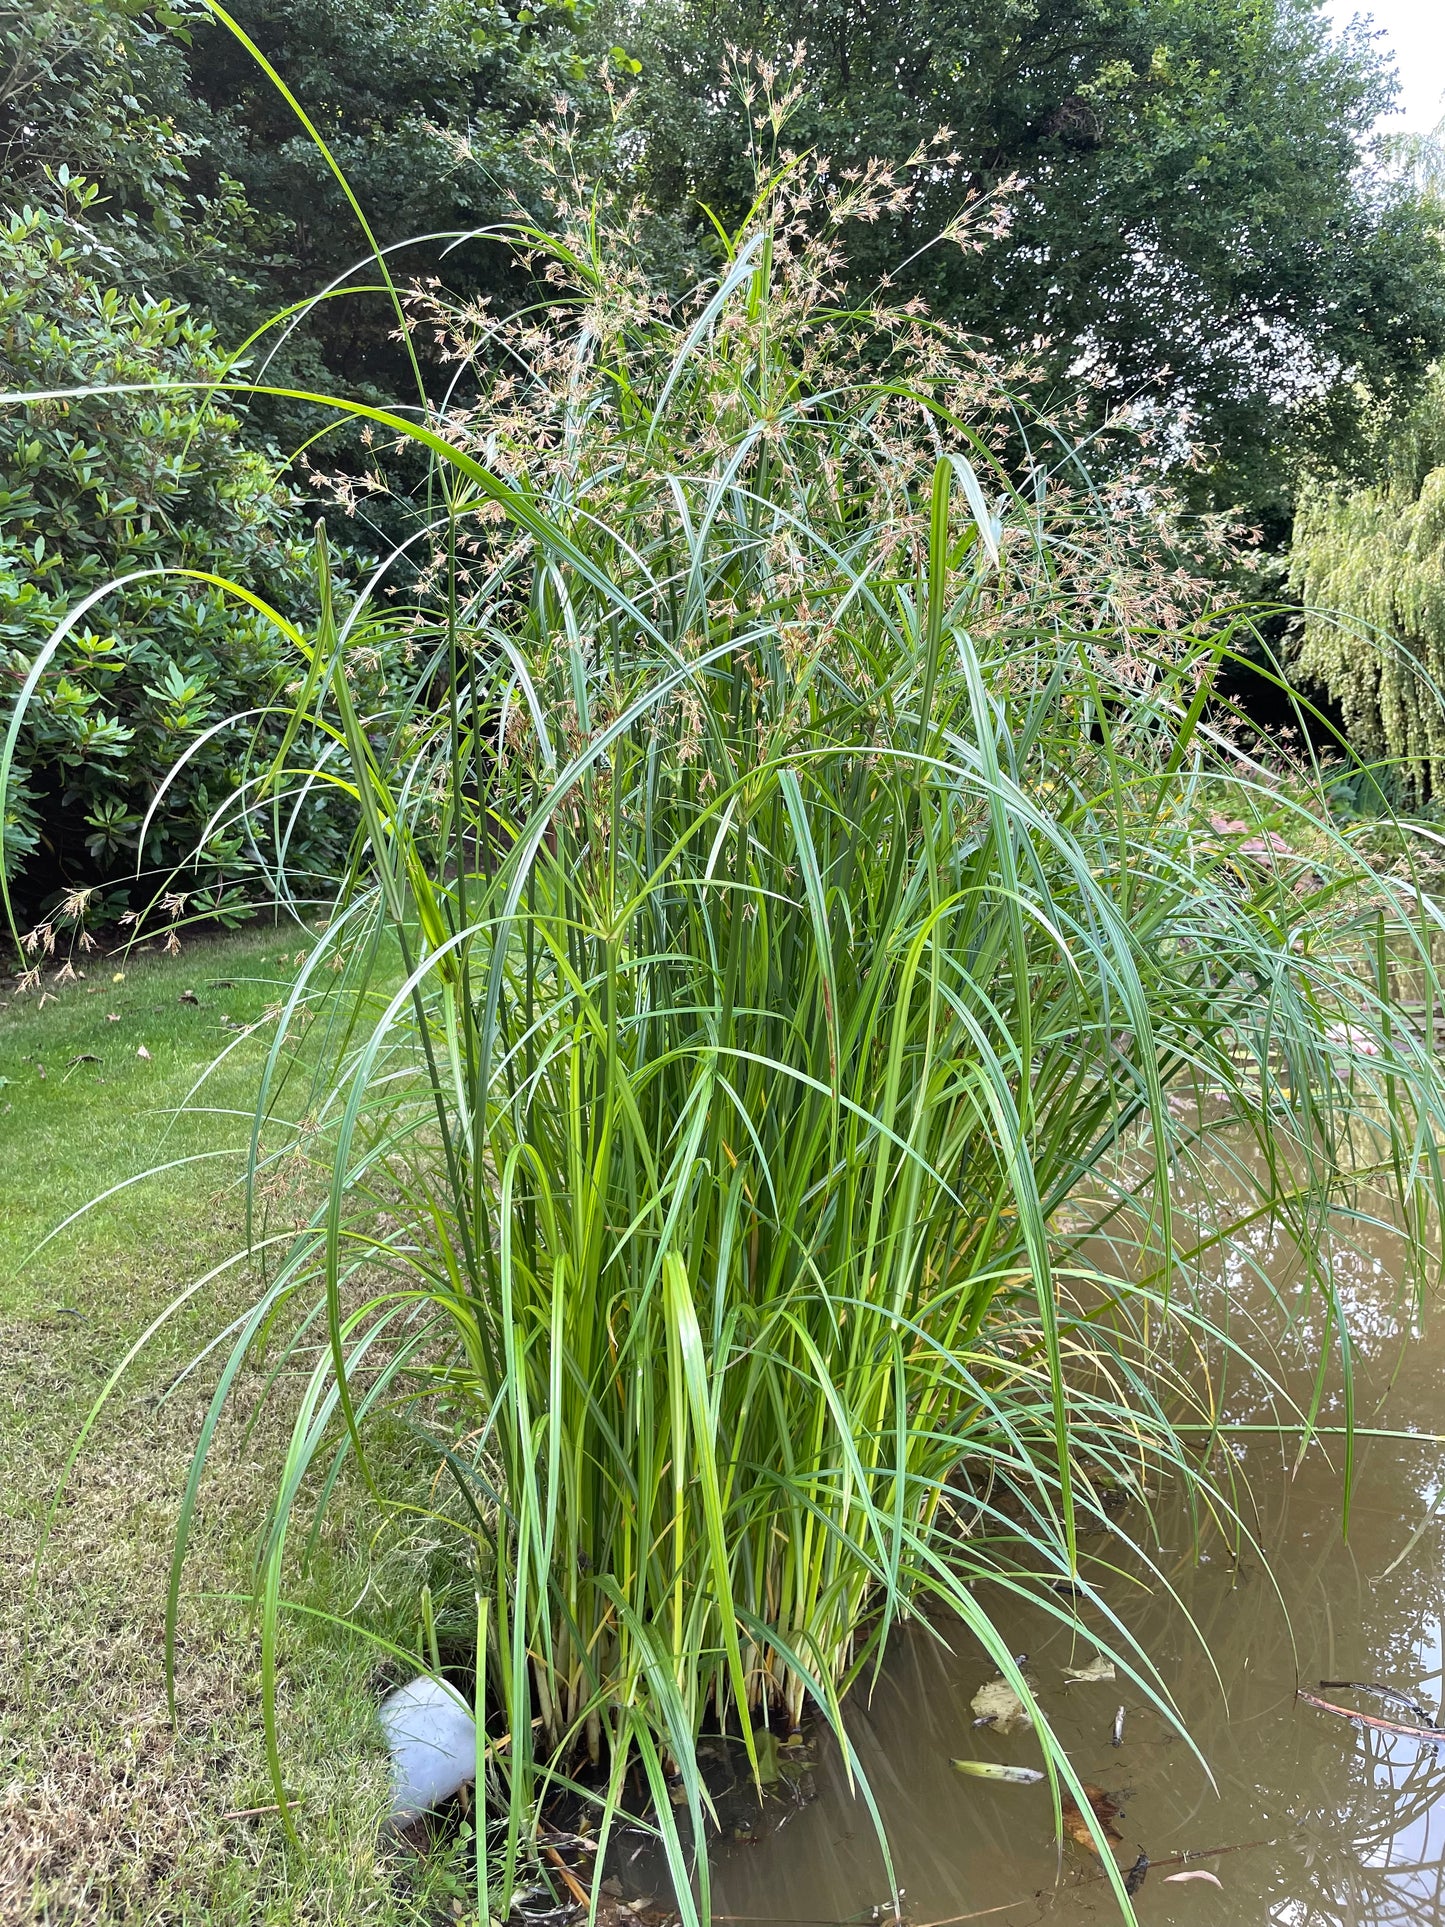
[1290,120,1445,804]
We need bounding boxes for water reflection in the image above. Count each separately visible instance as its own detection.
[709,1204,1445,1927]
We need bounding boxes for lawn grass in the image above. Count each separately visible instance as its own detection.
[0,926,475,1925]
[1,925,289,1295]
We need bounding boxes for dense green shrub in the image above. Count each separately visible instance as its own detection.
[0,0,267,317]
[0,184,343,926]
[176,0,627,409]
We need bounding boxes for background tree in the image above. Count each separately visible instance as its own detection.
[1,0,631,535]
[8,0,1445,900]
[171,0,623,458]
[612,0,1445,540]
[0,0,616,924]
[1287,121,1445,802]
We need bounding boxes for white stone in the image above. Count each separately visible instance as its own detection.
[378,1675,477,1825]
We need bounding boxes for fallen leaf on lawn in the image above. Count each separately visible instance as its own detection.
[67,1054,100,1067]
[179,988,200,1005]
[1164,1871,1222,1888]
[1060,1783,1123,1855]
[136,1044,151,1059]
[970,1675,1035,1734]
[1062,1654,1115,1684]
[950,1760,1044,1783]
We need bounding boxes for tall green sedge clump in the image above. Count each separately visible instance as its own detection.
[10,91,1445,1927]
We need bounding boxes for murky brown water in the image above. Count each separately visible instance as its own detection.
[709,1202,1445,1927]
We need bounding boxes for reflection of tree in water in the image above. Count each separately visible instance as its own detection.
[712,1190,1445,1927]
[1252,1726,1445,1927]
[1145,1403,1445,1927]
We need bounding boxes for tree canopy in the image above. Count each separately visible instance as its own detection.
[614,0,1445,534]
[1287,121,1445,801]
[172,0,616,421]
[4,0,1445,908]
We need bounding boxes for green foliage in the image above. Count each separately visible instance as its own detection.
[0,0,265,310]
[14,0,1440,553]
[615,0,1445,533]
[0,186,343,919]
[1386,115,1445,208]
[120,163,1445,1923]
[0,0,632,537]
[1291,363,1445,803]
[172,0,627,455]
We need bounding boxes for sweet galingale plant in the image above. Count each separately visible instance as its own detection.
[22,96,1445,1927]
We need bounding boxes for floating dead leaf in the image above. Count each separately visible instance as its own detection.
[1164,1871,1222,1888]
[1062,1654,1115,1684]
[970,1675,1034,1734]
[1060,1783,1123,1855]
[950,1760,1044,1783]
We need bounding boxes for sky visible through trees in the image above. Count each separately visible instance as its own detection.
[1331,0,1445,130]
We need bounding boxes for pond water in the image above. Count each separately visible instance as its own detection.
[706,1205,1445,1927]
